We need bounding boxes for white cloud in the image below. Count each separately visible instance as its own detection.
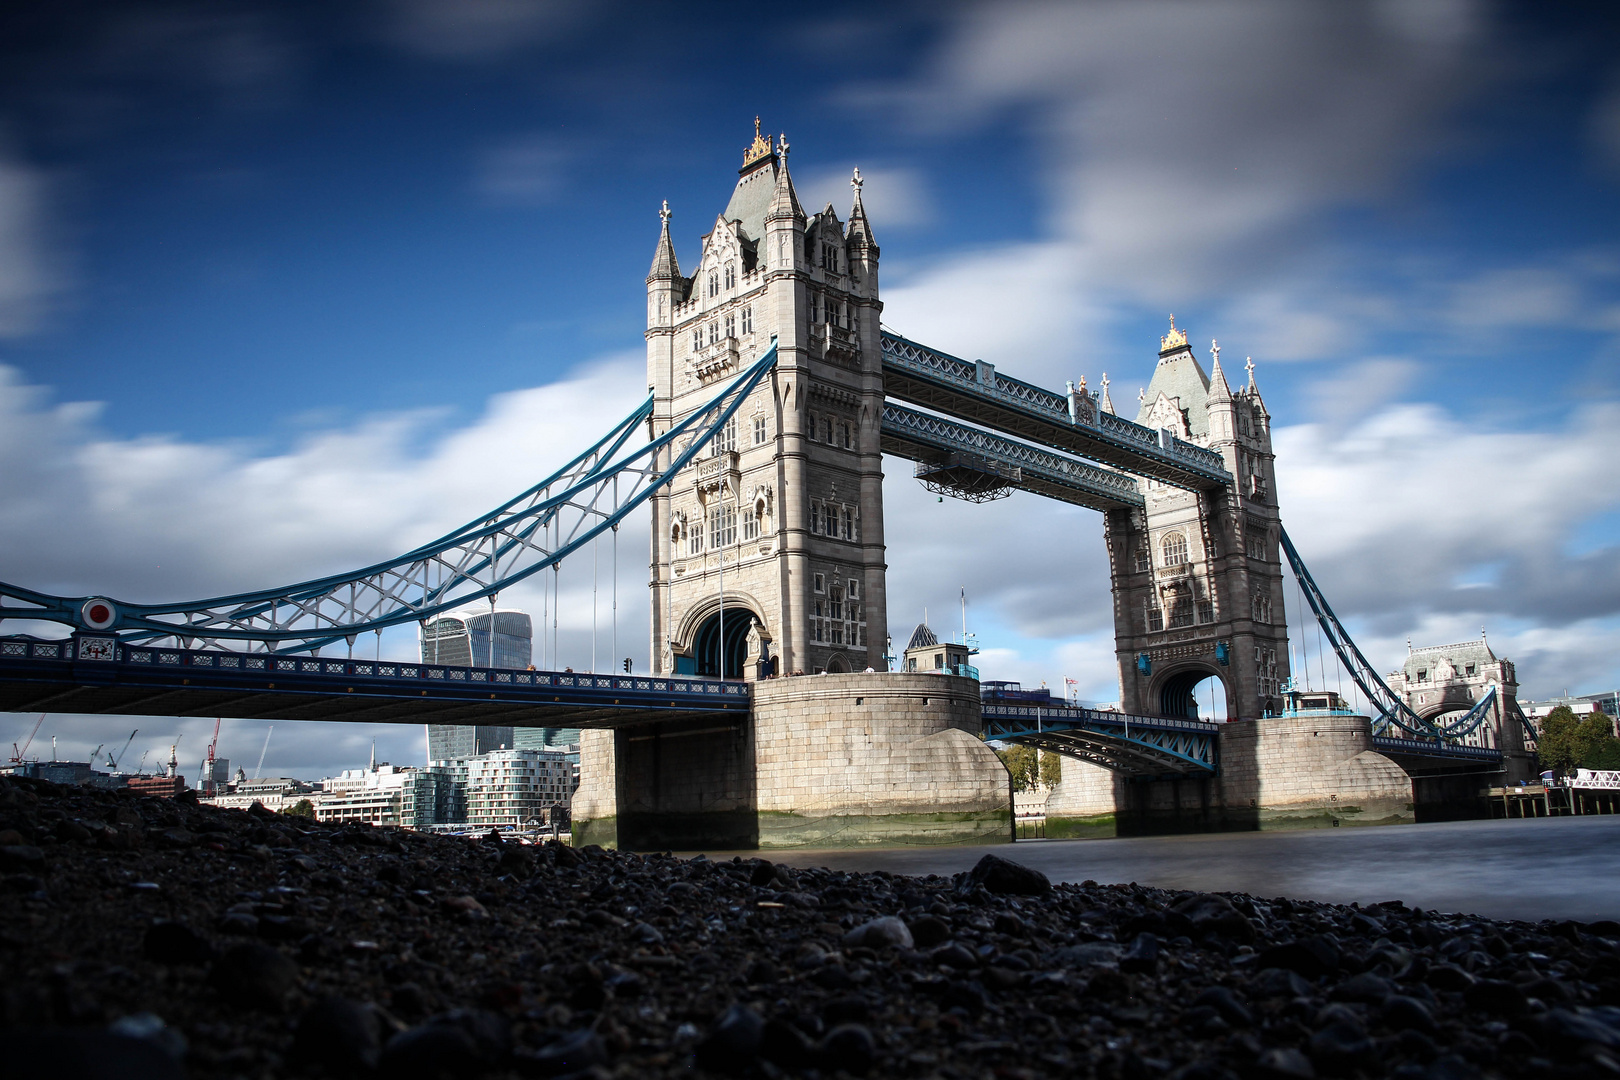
[0,356,654,778]
[377,0,593,60]
[0,154,62,337]
[799,165,935,230]
[853,0,1492,301]
[475,135,576,206]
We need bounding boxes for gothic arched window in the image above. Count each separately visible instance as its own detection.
[1161,532,1188,567]
[708,270,719,298]
[724,263,736,289]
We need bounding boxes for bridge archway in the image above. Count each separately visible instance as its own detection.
[691,608,756,679]
[1153,665,1229,721]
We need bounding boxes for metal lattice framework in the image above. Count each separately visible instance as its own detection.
[1279,526,1503,741]
[982,703,1217,776]
[0,343,780,654]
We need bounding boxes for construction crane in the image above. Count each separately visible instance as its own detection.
[109,729,138,770]
[9,713,45,763]
[89,744,104,769]
[200,718,222,794]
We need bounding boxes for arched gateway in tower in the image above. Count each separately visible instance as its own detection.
[571,124,1299,850]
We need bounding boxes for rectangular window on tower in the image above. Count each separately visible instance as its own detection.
[692,329,701,352]
[848,579,859,599]
[813,573,825,593]
[806,413,817,441]
[822,418,833,442]
[742,508,758,541]
[1146,600,1164,633]
[689,525,702,555]
[741,306,753,335]
[709,417,736,455]
[725,313,735,339]
[708,322,718,347]
[840,423,851,449]
[753,415,766,444]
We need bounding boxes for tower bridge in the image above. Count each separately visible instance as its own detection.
[0,125,1536,848]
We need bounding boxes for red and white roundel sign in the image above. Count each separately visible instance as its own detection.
[81,599,117,630]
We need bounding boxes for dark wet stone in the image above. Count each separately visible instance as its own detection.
[1257,936,1339,979]
[292,997,381,1071]
[516,1029,606,1077]
[143,919,214,965]
[743,958,778,984]
[696,1003,765,1073]
[942,981,988,1013]
[843,915,913,950]
[1181,1006,1228,1037]
[823,995,870,1025]
[1192,985,1253,1027]
[1423,1054,1481,1080]
[967,854,1051,896]
[10,1030,184,1080]
[1256,1046,1316,1077]
[629,921,664,945]
[218,911,259,936]
[993,911,1027,936]
[812,965,857,990]
[1463,978,1527,1016]
[1424,963,1475,992]
[1122,932,1160,973]
[819,1023,876,1076]
[603,967,645,997]
[1331,972,1392,1004]
[379,1022,481,1079]
[0,845,44,869]
[930,942,979,970]
[1308,1020,1377,1076]
[907,914,950,948]
[760,1016,815,1067]
[1052,941,1124,968]
[209,942,298,1010]
[1382,994,1438,1034]
[1171,894,1257,944]
[1249,967,1314,999]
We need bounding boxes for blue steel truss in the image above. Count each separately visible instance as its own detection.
[880,331,1230,489]
[1279,527,1506,742]
[879,403,1144,512]
[982,702,1218,776]
[0,343,780,653]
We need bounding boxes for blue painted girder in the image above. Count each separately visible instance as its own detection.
[0,634,750,727]
[879,403,1144,512]
[982,702,1219,776]
[880,331,1231,491]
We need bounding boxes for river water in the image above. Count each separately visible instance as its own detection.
[761,816,1620,923]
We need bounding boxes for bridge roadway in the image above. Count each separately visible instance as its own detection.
[0,635,748,727]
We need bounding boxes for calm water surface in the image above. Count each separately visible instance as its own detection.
[751,816,1620,923]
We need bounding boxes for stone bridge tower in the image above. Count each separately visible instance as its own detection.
[1107,322,1292,720]
[645,124,889,678]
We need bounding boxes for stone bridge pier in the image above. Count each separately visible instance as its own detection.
[572,673,1009,850]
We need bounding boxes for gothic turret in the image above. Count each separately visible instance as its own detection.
[765,135,805,225]
[846,167,878,255]
[1205,338,1237,445]
[647,200,680,282]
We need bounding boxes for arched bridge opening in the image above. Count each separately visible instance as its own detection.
[1155,667,1229,722]
[691,609,755,680]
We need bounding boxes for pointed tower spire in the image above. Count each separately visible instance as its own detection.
[1100,373,1115,415]
[847,165,878,252]
[1207,338,1232,402]
[369,738,376,771]
[647,199,680,282]
[766,134,804,224]
[1245,356,1258,393]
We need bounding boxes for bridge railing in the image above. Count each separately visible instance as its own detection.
[880,331,1229,480]
[1372,734,1502,761]
[0,636,751,702]
[982,701,1221,734]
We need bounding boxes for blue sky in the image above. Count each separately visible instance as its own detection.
[3,0,1620,779]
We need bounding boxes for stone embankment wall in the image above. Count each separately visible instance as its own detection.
[1044,712,1414,837]
[571,672,1012,850]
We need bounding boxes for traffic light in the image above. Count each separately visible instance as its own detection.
[622,657,633,674]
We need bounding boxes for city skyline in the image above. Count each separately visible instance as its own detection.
[3,1,1620,777]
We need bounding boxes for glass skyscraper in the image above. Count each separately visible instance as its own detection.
[419,609,533,669]
[420,608,532,767]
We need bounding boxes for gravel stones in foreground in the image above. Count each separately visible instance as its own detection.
[2,774,1619,1080]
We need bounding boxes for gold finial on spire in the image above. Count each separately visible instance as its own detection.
[1159,314,1188,353]
[742,116,773,168]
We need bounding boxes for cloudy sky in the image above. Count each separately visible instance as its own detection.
[3,0,1619,779]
